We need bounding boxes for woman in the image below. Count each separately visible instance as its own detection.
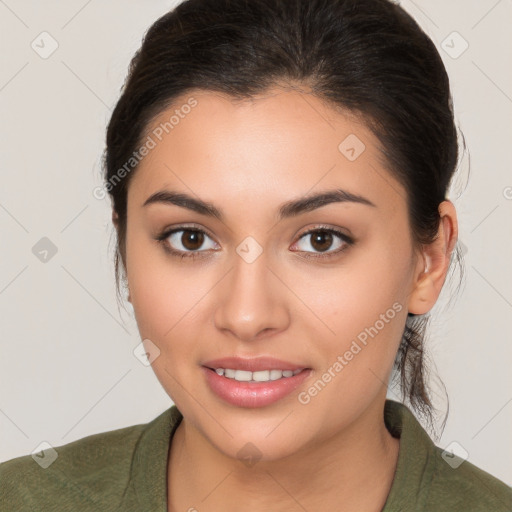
[1,0,510,510]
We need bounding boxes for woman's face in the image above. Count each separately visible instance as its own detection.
[124,87,423,461]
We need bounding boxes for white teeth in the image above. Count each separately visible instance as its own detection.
[270,369,283,380]
[253,370,270,382]
[212,368,303,382]
[234,370,252,382]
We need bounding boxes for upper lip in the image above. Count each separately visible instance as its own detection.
[202,356,308,372]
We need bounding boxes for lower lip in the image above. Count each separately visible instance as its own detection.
[201,366,312,408]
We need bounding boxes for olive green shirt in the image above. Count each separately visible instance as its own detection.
[1,400,510,511]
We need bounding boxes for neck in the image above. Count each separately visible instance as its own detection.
[167,398,399,512]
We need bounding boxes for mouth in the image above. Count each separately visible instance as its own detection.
[200,357,313,408]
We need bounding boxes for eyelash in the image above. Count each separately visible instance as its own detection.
[155,224,354,261]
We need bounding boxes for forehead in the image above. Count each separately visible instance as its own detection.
[128,87,405,215]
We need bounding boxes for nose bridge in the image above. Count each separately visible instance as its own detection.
[213,240,289,340]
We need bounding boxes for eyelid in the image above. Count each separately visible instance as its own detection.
[295,224,353,242]
[157,223,217,243]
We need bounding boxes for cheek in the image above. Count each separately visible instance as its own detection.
[127,251,206,402]
[294,273,406,417]
[125,228,178,339]
[303,244,408,328]
[126,234,213,360]
[295,240,410,375]
[129,263,191,341]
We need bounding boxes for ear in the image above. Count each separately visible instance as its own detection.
[408,200,458,315]
[111,210,131,303]
[112,209,119,229]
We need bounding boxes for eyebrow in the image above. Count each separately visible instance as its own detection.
[142,188,376,221]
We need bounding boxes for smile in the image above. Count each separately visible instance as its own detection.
[210,368,303,382]
[202,366,312,408]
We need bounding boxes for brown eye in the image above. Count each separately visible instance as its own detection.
[159,227,218,256]
[309,230,334,252]
[179,229,205,251]
[293,228,351,256]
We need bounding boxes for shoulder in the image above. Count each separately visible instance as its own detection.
[426,446,512,511]
[383,400,512,512]
[0,421,147,511]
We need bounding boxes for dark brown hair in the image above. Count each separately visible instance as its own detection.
[103,0,465,433]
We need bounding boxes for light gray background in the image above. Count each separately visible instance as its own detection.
[1,0,511,485]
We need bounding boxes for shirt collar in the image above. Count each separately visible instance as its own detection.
[382,399,436,511]
[131,405,183,511]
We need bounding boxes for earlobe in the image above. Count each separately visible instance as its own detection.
[407,200,458,315]
[112,210,119,229]
[126,280,132,303]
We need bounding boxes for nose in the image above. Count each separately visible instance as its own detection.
[213,248,290,342]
